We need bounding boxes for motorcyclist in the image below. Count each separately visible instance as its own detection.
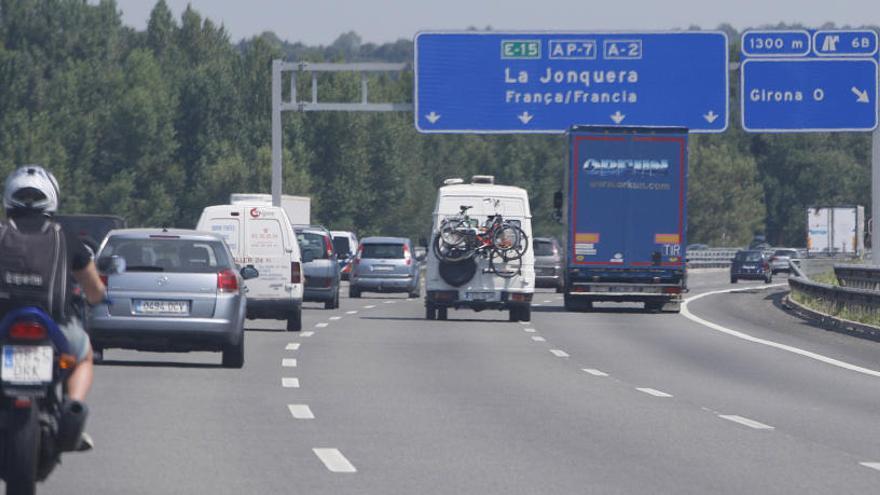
[1,165,107,449]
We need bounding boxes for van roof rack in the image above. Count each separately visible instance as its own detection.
[443,178,464,185]
[471,175,495,184]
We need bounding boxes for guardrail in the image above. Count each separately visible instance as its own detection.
[834,265,880,291]
[686,248,739,268]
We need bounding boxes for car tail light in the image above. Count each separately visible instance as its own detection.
[291,262,302,284]
[663,287,682,294]
[10,321,47,340]
[324,235,334,257]
[354,245,363,266]
[217,269,238,292]
[403,244,412,266]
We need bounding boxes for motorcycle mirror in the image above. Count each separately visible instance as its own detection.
[97,255,126,275]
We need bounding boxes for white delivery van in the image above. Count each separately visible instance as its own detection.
[196,204,305,331]
[425,176,535,322]
[230,193,311,226]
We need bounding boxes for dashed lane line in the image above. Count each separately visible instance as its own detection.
[860,462,880,472]
[524,328,536,333]
[329,316,342,321]
[384,301,396,304]
[287,404,315,419]
[315,323,328,328]
[550,349,570,358]
[582,368,609,377]
[301,331,315,337]
[313,448,357,473]
[543,300,552,304]
[636,387,673,398]
[285,343,300,351]
[282,377,300,388]
[346,310,358,315]
[531,336,547,342]
[364,305,376,309]
[682,286,880,379]
[718,414,774,430]
[282,358,297,368]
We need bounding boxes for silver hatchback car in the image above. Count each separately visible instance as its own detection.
[89,229,258,368]
[349,237,421,298]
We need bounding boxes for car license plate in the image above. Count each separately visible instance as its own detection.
[2,345,53,384]
[743,264,756,269]
[466,291,497,302]
[372,265,394,272]
[134,300,190,315]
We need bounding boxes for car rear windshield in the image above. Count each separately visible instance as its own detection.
[361,243,405,259]
[735,251,764,262]
[332,236,352,256]
[533,240,556,256]
[100,237,231,273]
[298,232,330,259]
[774,250,798,257]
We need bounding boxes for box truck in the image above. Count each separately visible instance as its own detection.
[560,126,688,313]
[806,206,864,256]
[229,193,311,226]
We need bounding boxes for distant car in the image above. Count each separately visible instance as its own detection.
[686,243,709,252]
[769,249,800,274]
[331,231,358,281]
[730,250,772,284]
[55,214,127,254]
[533,237,564,293]
[296,225,340,309]
[349,237,421,298]
[89,229,258,368]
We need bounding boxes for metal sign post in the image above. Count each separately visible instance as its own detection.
[873,125,880,263]
[270,61,412,206]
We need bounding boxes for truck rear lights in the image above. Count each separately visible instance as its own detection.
[431,291,457,302]
[291,262,302,284]
[573,286,588,292]
[510,293,532,302]
[217,269,239,292]
[662,287,682,294]
[10,321,47,340]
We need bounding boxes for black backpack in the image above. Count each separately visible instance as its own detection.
[0,218,70,321]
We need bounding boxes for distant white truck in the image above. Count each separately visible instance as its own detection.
[806,206,864,256]
[230,193,310,226]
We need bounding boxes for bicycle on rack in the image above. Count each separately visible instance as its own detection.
[433,201,528,278]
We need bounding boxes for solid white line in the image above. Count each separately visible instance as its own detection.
[313,448,357,473]
[329,316,342,321]
[365,305,376,309]
[346,310,358,314]
[682,286,880,379]
[719,414,774,430]
[282,377,300,388]
[524,328,537,333]
[550,349,570,358]
[636,387,673,398]
[533,303,543,307]
[860,462,880,472]
[282,358,297,368]
[582,368,609,377]
[531,336,546,342]
[301,331,315,337]
[285,343,300,351]
[315,323,328,328]
[288,404,314,419]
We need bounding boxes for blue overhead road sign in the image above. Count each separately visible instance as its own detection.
[414,32,729,133]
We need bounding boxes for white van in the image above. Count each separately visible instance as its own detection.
[425,176,535,322]
[196,204,305,331]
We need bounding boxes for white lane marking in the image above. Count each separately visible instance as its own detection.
[636,387,673,398]
[329,316,342,321]
[288,404,315,419]
[301,331,315,337]
[365,305,376,309]
[285,343,300,351]
[313,448,357,473]
[550,349,570,358]
[533,303,543,307]
[718,414,774,430]
[524,328,537,333]
[282,358,297,368]
[316,323,328,328]
[346,310,358,315]
[543,300,552,303]
[384,301,396,304]
[582,368,609,377]
[282,377,300,388]
[682,286,880,379]
[860,462,880,472]
[531,336,546,342]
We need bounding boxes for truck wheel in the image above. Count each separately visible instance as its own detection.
[519,305,531,322]
[730,277,738,284]
[426,303,436,320]
[437,307,448,321]
[286,310,302,332]
[324,289,340,310]
[508,307,520,322]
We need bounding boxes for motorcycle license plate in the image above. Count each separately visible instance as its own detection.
[2,346,53,384]
[134,300,190,315]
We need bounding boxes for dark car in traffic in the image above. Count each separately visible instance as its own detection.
[730,250,772,284]
[533,237,564,292]
[295,225,341,309]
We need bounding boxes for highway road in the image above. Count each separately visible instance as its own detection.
[39,270,880,494]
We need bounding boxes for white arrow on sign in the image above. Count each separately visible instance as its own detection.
[610,111,626,124]
[425,111,441,123]
[851,87,870,103]
[703,111,719,123]
[518,111,533,124]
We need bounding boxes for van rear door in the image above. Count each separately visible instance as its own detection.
[242,207,295,300]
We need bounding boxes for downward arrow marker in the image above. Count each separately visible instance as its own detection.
[852,87,870,103]
[518,111,533,124]
[425,111,441,123]
[610,111,626,124]
[703,110,719,123]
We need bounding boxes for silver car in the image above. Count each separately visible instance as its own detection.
[533,237,564,292]
[770,248,800,274]
[89,229,258,368]
[349,237,421,298]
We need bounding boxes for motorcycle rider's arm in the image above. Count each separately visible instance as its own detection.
[73,261,107,306]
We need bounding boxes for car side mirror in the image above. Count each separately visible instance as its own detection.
[97,255,126,275]
[301,250,316,263]
[240,265,259,280]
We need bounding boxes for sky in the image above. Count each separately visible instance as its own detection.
[109,0,880,46]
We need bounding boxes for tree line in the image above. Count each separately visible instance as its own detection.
[0,0,875,247]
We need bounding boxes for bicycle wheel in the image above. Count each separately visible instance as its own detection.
[494,224,528,261]
[489,249,523,278]
[438,218,468,248]
[433,232,474,263]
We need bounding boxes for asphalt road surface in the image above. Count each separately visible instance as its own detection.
[36,270,880,494]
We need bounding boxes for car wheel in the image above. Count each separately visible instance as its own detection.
[508,307,520,322]
[92,346,104,365]
[437,307,448,321]
[426,303,436,320]
[730,277,738,284]
[349,287,361,298]
[325,290,339,310]
[286,310,302,332]
[555,284,564,294]
[409,286,421,299]
[222,338,244,368]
